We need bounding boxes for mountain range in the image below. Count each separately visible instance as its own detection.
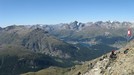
[0,21,134,74]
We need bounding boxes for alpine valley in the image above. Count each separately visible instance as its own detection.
[0,21,134,75]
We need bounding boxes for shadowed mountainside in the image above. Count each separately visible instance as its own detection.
[22,40,134,75]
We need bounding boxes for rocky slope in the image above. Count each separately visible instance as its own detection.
[83,41,134,75]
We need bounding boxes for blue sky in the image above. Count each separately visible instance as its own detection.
[0,0,134,27]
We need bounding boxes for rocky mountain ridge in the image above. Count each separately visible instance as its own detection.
[1,21,134,31]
